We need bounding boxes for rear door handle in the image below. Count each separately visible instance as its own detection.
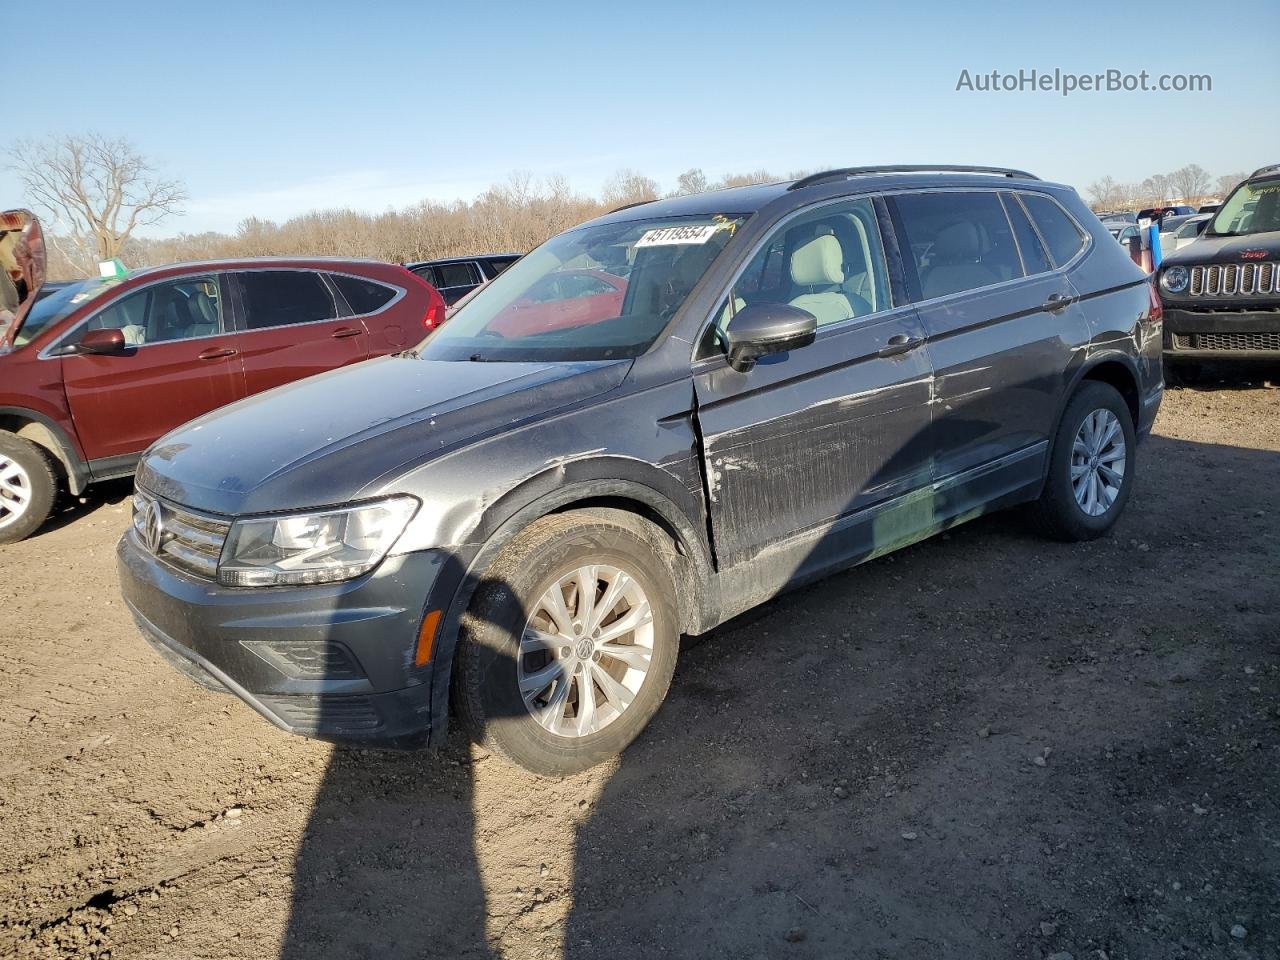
[197,347,238,360]
[878,334,923,358]
[332,327,363,339]
[1043,293,1075,312]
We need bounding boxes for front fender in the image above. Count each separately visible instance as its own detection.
[422,468,718,748]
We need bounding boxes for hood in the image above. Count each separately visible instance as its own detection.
[137,354,632,515]
[0,210,47,346]
[1163,230,1280,267]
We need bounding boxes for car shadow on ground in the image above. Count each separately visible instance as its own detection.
[279,433,1279,959]
[29,476,134,538]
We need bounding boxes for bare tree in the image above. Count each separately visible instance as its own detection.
[602,169,660,209]
[1087,175,1124,210]
[715,169,775,189]
[675,168,709,195]
[1215,172,1249,199]
[1138,173,1173,206]
[1169,164,1211,202]
[7,133,186,263]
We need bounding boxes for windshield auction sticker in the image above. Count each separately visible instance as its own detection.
[636,225,721,247]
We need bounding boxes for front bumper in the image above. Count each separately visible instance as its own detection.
[1162,307,1280,359]
[117,529,450,749]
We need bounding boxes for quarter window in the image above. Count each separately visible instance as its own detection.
[893,191,1023,299]
[330,274,397,315]
[482,257,519,279]
[1019,193,1086,267]
[1001,193,1053,275]
[84,277,223,346]
[237,271,337,329]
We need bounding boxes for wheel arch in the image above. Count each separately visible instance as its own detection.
[1074,355,1141,427]
[0,406,88,494]
[424,467,719,746]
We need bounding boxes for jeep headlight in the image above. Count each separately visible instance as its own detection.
[218,496,418,587]
[1161,266,1189,294]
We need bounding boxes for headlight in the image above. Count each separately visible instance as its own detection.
[218,496,418,587]
[1161,266,1189,294]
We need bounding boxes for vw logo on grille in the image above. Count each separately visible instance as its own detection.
[141,500,166,555]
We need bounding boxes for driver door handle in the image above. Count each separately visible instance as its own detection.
[197,347,238,360]
[1043,293,1075,312]
[332,327,363,339]
[878,334,923,358]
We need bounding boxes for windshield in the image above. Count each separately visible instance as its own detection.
[1210,178,1280,237]
[415,214,747,362]
[1174,218,1206,240]
[11,279,115,348]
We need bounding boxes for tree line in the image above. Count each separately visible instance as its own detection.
[7,134,788,280]
[7,134,1258,280]
[1086,164,1250,212]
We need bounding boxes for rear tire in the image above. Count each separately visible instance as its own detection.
[0,433,58,545]
[454,510,680,776]
[1027,382,1136,542]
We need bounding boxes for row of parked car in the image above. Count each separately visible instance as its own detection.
[2,161,1276,775]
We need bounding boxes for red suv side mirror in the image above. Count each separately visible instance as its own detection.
[77,328,128,355]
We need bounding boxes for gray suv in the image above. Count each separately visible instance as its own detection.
[118,165,1163,775]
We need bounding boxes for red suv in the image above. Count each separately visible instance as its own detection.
[0,225,445,543]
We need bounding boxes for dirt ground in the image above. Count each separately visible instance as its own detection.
[1,377,1277,960]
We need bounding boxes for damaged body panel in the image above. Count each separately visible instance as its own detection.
[119,167,1162,767]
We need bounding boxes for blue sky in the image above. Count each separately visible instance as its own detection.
[7,0,1278,234]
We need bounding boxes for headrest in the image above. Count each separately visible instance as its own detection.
[932,222,983,261]
[790,235,844,287]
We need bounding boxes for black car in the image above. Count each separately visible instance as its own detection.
[405,254,521,305]
[1138,205,1197,223]
[119,164,1162,775]
[1158,163,1280,369]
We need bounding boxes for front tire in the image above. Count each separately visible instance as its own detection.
[1027,381,1136,542]
[454,510,680,776]
[0,433,58,545]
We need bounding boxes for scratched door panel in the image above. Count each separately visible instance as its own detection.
[693,306,933,569]
[916,272,1089,486]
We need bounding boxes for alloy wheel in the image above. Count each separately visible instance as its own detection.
[1070,409,1126,517]
[518,564,654,738]
[0,455,32,530]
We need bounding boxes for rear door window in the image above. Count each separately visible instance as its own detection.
[330,273,397,315]
[1000,193,1053,275]
[434,262,481,289]
[236,271,337,329]
[1019,193,1087,267]
[892,191,1024,300]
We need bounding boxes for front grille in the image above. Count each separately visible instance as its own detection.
[1172,332,1280,352]
[132,488,229,580]
[1187,261,1280,298]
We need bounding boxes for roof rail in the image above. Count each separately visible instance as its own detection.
[608,198,658,214]
[1248,162,1280,179]
[788,164,1039,191]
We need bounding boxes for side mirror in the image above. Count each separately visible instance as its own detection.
[724,302,817,372]
[77,328,128,355]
